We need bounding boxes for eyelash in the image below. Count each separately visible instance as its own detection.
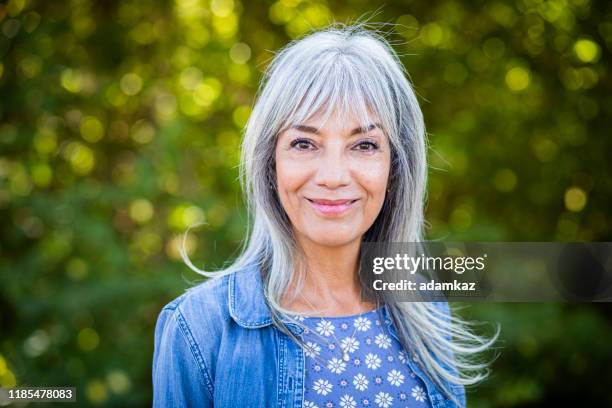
[289,138,380,152]
[290,138,315,150]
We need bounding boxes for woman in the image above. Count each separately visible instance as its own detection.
[153,24,496,408]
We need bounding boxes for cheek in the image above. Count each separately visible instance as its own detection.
[358,160,390,204]
[274,153,309,206]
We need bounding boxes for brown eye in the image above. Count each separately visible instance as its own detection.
[354,141,379,151]
[290,138,315,150]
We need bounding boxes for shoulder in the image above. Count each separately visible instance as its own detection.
[162,272,230,313]
[154,272,234,353]
[152,275,233,405]
[155,272,233,346]
[152,273,235,398]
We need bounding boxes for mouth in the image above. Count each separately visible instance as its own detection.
[306,198,359,216]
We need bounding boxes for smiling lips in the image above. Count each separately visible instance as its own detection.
[306,198,359,216]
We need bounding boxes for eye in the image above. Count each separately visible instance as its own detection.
[353,140,379,152]
[290,138,316,151]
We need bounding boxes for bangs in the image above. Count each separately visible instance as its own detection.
[279,51,395,137]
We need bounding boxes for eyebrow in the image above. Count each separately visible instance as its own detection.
[291,123,381,135]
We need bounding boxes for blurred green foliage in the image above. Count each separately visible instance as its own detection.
[0,0,610,406]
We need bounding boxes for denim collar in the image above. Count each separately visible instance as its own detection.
[228,262,397,339]
[228,263,274,329]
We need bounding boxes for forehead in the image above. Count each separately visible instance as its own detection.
[289,105,381,134]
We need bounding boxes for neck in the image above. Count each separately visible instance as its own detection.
[282,234,377,316]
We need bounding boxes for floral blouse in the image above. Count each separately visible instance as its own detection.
[293,306,433,408]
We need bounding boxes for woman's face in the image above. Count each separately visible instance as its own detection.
[274,110,391,248]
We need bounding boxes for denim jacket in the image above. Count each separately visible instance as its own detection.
[152,263,466,407]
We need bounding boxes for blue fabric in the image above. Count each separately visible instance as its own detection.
[295,308,433,408]
[152,262,466,407]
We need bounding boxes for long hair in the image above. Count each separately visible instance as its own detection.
[181,23,498,406]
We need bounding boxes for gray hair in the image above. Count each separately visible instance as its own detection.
[182,23,498,406]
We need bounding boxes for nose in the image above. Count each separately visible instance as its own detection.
[313,143,351,189]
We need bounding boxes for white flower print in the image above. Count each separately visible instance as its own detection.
[313,379,333,396]
[412,385,427,402]
[302,312,434,408]
[375,333,392,349]
[353,373,369,391]
[398,350,408,364]
[375,391,393,408]
[316,320,335,336]
[340,336,359,353]
[386,369,405,386]
[365,353,382,370]
[339,394,356,408]
[327,357,347,374]
[304,341,321,358]
[354,316,371,331]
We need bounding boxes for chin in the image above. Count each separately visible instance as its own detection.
[311,238,357,248]
[305,228,362,248]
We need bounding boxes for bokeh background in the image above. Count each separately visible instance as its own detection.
[1,0,611,406]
